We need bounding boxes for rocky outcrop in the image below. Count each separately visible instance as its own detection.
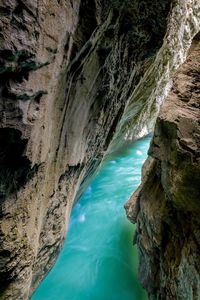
[0,0,172,299]
[125,36,200,299]
[110,0,200,152]
[0,0,199,299]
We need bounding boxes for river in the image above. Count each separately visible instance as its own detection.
[32,136,151,300]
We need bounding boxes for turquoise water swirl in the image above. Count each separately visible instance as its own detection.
[32,136,151,300]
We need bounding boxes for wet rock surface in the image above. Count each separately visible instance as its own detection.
[126,37,200,300]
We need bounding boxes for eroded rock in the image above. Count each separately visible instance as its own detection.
[126,36,200,300]
[0,0,199,299]
[0,0,171,298]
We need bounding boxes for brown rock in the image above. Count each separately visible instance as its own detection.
[0,0,199,299]
[0,0,172,298]
[126,36,200,300]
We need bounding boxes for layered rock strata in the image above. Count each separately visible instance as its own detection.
[126,36,200,299]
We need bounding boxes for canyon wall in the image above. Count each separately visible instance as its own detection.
[110,0,200,152]
[0,0,199,299]
[0,0,171,298]
[126,36,200,299]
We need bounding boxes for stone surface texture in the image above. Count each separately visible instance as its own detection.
[0,0,170,298]
[125,37,200,300]
[0,0,199,299]
[110,0,200,152]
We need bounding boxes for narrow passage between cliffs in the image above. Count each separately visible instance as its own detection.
[32,136,151,300]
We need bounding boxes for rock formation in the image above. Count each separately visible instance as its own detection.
[0,0,199,299]
[125,35,200,299]
[110,0,200,152]
[0,0,171,298]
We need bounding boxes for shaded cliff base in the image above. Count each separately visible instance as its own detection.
[125,35,200,299]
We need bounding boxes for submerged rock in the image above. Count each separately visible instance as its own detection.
[126,36,200,299]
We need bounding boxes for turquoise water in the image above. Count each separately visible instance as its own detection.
[32,136,151,300]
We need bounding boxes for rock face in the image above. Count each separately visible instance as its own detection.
[0,0,199,299]
[0,0,172,299]
[110,0,200,152]
[125,36,200,299]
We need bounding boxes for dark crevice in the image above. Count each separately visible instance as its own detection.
[70,0,98,62]
[0,49,49,85]
[0,128,37,201]
[105,105,125,149]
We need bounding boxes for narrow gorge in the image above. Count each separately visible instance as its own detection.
[32,136,151,300]
[0,0,199,299]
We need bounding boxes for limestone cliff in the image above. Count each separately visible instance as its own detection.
[110,0,200,152]
[0,0,199,299]
[126,36,200,299]
[0,0,171,298]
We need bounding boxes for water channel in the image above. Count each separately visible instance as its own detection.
[32,136,151,300]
